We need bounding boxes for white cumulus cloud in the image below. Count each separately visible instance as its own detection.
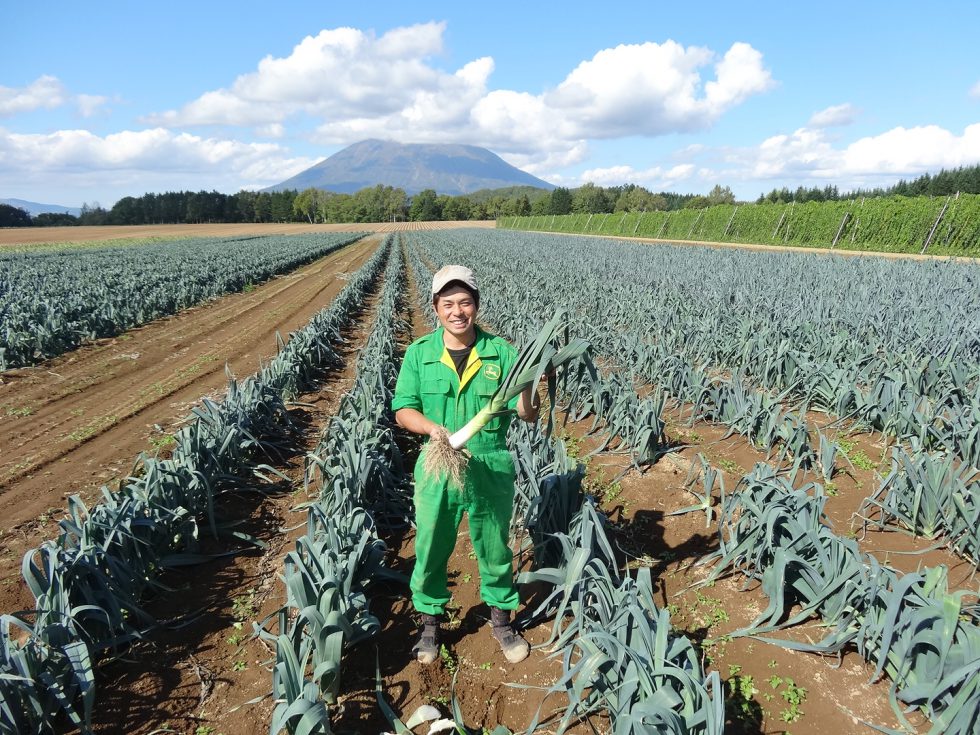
[76,94,109,118]
[843,124,980,174]
[147,23,451,127]
[0,76,68,117]
[565,121,980,196]
[148,24,774,172]
[477,40,774,144]
[0,127,316,203]
[678,122,980,194]
[0,77,110,119]
[740,123,980,182]
[807,103,858,128]
[578,163,696,189]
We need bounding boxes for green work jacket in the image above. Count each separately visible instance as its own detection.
[392,325,519,455]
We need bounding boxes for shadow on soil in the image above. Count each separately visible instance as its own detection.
[89,400,335,733]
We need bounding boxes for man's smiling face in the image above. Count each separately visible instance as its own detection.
[434,284,478,343]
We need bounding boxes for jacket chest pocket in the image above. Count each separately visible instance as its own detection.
[421,378,453,423]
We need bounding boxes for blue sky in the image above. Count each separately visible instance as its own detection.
[2,1,979,207]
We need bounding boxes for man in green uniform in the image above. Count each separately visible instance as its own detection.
[392,265,539,664]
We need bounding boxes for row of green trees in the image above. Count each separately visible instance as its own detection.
[7,163,979,228]
[4,185,548,227]
[757,164,980,204]
[3,182,716,228]
[514,183,713,216]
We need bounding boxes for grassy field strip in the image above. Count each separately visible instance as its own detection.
[0,236,391,734]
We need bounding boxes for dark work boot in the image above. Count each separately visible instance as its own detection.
[412,613,441,664]
[490,607,529,663]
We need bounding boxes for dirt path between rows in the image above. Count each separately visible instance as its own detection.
[89,257,390,735]
[0,235,380,614]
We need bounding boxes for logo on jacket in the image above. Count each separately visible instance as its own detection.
[483,364,501,380]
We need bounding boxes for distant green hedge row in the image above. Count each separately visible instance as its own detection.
[498,194,980,255]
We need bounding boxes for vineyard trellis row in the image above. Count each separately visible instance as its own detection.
[499,193,980,255]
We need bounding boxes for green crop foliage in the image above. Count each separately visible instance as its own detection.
[0,236,394,735]
[500,193,980,254]
[0,232,367,369]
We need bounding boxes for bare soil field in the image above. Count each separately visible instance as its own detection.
[0,220,494,246]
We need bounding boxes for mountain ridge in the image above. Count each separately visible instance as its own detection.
[1,198,81,217]
[265,139,554,195]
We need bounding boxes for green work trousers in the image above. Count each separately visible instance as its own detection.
[411,447,520,615]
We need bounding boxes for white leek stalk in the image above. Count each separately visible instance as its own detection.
[448,309,594,449]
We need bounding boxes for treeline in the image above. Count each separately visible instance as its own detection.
[6,163,979,229]
[758,164,980,204]
[2,185,546,227]
[2,181,716,228]
[513,183,713,215]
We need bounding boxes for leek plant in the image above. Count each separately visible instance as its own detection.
[705,463,980,734]
[859,446,979,568]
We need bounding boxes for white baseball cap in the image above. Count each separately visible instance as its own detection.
[431,264,479,297]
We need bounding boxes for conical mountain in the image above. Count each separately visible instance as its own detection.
[265,139,554,195]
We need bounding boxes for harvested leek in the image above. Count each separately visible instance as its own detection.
[423,309,594,486]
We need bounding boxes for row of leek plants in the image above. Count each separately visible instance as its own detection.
[260,240,411,734]
[0,232,368,369]
[406,241,724,734]
[509,421,726,735]
[407,231,817,469]
[857,445,980,570]
[410,229,978,471]
[0,236,392,735]
[701,463,980,734]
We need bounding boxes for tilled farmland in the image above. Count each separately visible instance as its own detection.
[0,226,977,735]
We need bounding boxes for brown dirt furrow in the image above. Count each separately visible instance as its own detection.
[0,239,371,466]
[88,275,389,735]
[0,235,381,614]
